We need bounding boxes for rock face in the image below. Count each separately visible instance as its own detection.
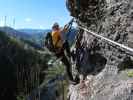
[66,0,133,100]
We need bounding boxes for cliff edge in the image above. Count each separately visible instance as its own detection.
[66,0,133,100]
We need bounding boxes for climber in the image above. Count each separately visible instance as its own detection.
[51,22,75,82]
[51,22,71,57]
[45,20,77,83]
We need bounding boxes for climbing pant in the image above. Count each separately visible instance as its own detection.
[63,40,71,58]
[61,56,74,81]
[55,50,74,81]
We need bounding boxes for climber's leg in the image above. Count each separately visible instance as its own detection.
[61,55,74,81]
[55,49,78,84]
[63,40,71,58]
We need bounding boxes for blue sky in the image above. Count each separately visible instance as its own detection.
[0,0,72,29]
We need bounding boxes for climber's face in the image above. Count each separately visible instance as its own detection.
[52,23,59,31]
[52,26,59,31]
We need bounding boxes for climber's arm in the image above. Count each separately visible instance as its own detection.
[61,24,69,33]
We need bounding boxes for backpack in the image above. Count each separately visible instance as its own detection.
[45,32,55,52]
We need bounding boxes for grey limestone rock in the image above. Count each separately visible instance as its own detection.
[66,0,133,100]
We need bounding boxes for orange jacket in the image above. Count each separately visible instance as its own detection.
[51,30,63,48]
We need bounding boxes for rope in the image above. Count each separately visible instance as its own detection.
[77,25,133,56]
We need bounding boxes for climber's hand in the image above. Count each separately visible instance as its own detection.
[62,24,69,33]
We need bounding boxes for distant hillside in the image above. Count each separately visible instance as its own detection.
[0,27,45,49]
[18,29,51,35]
[0,31,50,100]
[18,29,51,47]
[0,26,30,39]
